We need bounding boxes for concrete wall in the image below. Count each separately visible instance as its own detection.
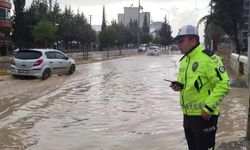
[230,53,248,81]
[239,55,248,77]
[231,53,240,73]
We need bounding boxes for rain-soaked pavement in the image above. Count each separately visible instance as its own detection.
[0,54,248,150]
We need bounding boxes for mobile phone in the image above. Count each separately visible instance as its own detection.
[164,79,184,89]
[164,79,174,82]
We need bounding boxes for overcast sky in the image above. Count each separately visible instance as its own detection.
[25,0,210,41]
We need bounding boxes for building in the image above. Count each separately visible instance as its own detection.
[0,0,11,56]
[239,0,250,52]
[118,7,150,28]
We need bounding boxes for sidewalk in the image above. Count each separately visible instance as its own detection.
[216,48,249,149]
[216,87,249,150]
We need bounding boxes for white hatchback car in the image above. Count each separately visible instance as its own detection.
[11,49,76,80]
[146,46,161,56]
[138,44,147,52]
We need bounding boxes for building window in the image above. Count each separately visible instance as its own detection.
[246,1,250,7]
[245,17,249,22]
[243,32,248,37]
[244,24,248,30]
[242,39,248,51]
[245,9,249,15]
[0,8,6,20]
[0,8,10,20]
[7,10,10,19]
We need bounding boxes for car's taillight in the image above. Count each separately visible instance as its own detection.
[33,59,43,66]
[11,59,15,65]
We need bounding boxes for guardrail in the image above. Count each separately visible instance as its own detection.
[230,53,248,80]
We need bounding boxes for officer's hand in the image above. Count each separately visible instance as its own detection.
[170,82,181,91]
[202,110,211,120]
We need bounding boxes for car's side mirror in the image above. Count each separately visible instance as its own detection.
[64,57,69,60]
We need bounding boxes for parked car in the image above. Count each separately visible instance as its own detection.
[11,49,76,80]
[12,48,19,55]
[146,46,161,56]
[138,44,147,52]
[170,45,179,51]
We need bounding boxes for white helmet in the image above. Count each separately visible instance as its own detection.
[173,25,199,41]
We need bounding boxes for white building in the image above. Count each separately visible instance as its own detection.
[118,7,150,28]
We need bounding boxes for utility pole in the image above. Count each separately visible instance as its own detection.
[89,15,92,26]
[137,0,141,51]
[246,8,250,140]
[211,40,214,52]
[210,0,213,51]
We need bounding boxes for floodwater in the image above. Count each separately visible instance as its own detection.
[0,54,248,150]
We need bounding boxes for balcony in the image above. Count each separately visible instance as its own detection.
[0,19,11,28]
[0,0,11,9]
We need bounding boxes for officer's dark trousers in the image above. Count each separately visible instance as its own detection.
[183,115,218,150]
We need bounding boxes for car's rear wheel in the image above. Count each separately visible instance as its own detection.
[12,75,19,79]
[42,68,51,80]
[68,64,75,75]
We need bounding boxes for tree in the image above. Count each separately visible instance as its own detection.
[142,13,149,34]
[28,0,49,21]
[79,24,96,59]
[73,11,87,47]
[158,17,173,49]
[99,25,118,56]
[23,0,50,48]
[152,37,161,45]
[13,0,27,48]
[58,6,74,49]
[125,19,138,46]
[99,5,107,50]
[141,13,152,44]
[204,22,224,51]
[199,0,244,54]
[111,21,127,47]
[48,1,61,25]
[99,26,118,47]
[32,20,58,47]
[101,5,106,32]
[48,0,52,12]
[80,24,96,47]
[140,33,152,44]
[48,1,61,45]
[12,1,97,50]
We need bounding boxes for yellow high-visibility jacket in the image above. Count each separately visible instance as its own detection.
[178,44,230,116]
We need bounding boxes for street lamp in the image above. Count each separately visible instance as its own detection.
[89,15,92,25]
[137,0,141,51]
[137,0,144,52]
[55,23,59,49]
[246,12,250,141]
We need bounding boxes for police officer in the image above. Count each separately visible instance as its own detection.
[170,25,230,150]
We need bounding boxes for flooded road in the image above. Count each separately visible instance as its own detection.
[0,54,248,150]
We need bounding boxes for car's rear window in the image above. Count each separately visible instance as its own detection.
[149,47,156,50]
[15,50,42,60]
